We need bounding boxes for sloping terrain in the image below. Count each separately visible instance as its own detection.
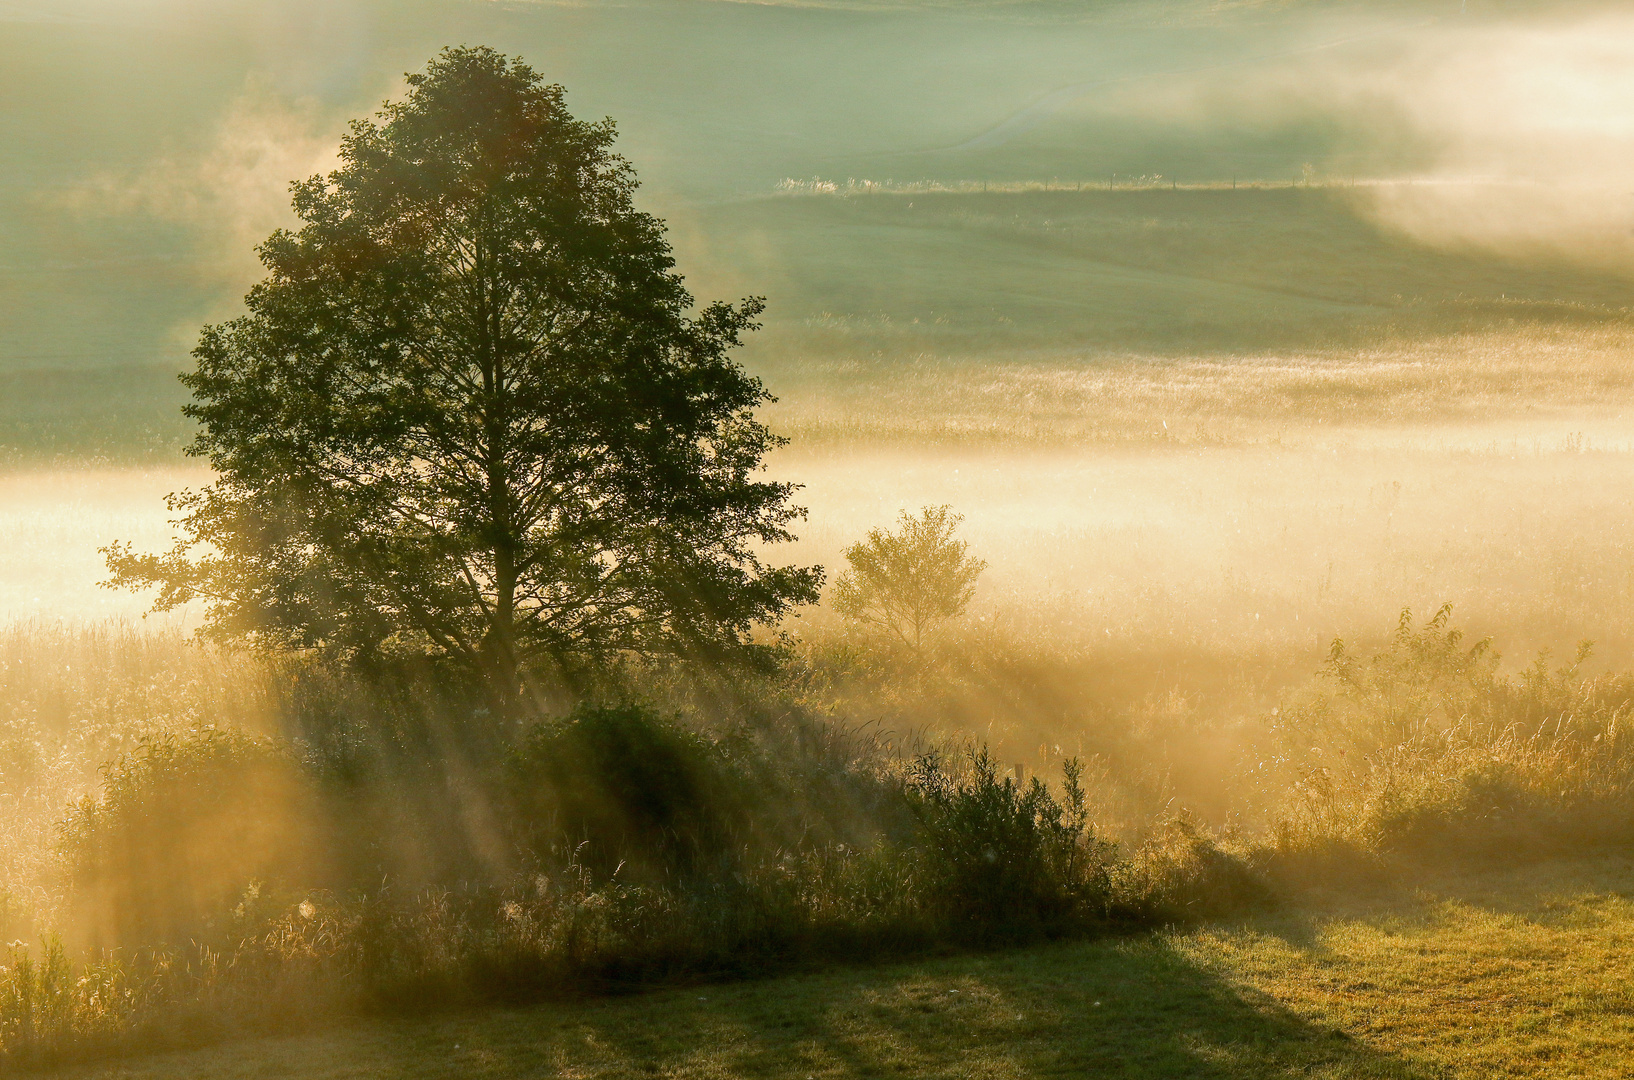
[710,187,1633,362]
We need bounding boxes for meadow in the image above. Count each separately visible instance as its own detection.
[8,311,1634,1062]
[6,0,1634,1070]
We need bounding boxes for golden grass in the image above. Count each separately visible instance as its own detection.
[41,854,1634,1080]
[761,325,1634,448]
[13,331,1634,805]
[0,623,275,931]
[776,427,1634,672]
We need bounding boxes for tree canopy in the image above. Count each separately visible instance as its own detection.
[105,46,821,708]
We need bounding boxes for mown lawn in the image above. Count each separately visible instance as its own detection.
[58,855,1634,1079]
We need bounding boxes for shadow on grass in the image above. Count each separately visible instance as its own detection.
[63,930,1433,1079]
[1264,851,1634,945]
[623,935,1431,1079]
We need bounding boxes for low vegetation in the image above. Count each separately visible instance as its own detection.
[26,855,1634,1080]
[2,601,1632,1069]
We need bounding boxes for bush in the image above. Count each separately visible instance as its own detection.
[1265,607,1634,865]
[0,939,73,1067]
[505,704,761,882]
[1117,816,1272,922]
[905,748,1116,941]
[58,729,331,947]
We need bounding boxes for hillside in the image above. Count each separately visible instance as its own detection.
[3,0,1629,460]
[709,186,1633,364]
[11,181,1634,461]
[0,0,1524,366]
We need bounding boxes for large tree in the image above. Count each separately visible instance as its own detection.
[105,47,820,709]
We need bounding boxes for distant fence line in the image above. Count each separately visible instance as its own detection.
[772,175,1394,196]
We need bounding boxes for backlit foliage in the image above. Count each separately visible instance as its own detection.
[833,506,986,650]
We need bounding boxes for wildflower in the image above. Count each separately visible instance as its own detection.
[297,900,316,920]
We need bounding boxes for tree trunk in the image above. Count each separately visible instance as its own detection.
[485,551,521,721]
[478,217,522,723]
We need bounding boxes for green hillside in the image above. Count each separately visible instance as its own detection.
[0,0,1450,364]
[0,0,1623,458]
[710,186,1633,366]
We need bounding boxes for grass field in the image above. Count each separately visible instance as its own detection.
[715,188,1634,363]
[14,328,1634,705]
[41,854,1634,1080]
[14,184,1634,464]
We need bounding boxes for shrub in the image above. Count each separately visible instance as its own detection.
[0,938,73,1067]
[58,729,331,947]
[1266,607,1634,864]
[504,704,761,882]
[905,748,1116,941]
[1117,816,1271,922]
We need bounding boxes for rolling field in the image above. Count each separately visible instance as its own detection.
[712,187,1634,362]
[14,183,1634,464]
[1,0,1585,388]
[46,855,1634,1080]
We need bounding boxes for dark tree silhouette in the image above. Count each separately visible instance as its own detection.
[105,47,820,712]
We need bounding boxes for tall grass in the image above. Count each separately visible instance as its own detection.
[1263,606,1634,865]
[0,622,280,937]
[0,710,1143,1066]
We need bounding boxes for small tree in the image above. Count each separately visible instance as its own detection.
[103,47,820,714]
[832,505,985,650]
